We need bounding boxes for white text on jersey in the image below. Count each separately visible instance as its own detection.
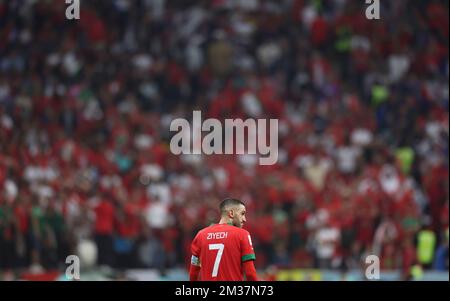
[207,232,228,240]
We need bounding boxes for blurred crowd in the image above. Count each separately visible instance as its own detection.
[0,0,448,280]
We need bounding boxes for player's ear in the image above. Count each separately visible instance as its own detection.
[228,209,234,218]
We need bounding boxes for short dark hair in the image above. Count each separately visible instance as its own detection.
[220,198,245,215]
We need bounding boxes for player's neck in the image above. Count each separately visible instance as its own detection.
[218,218,233,226]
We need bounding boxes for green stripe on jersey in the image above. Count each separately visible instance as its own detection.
[242,254,256,262]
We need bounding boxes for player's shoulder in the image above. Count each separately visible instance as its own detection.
[195,224,218,236]
[227,225,250,236]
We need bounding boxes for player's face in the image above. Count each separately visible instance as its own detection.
[231,204,247,228]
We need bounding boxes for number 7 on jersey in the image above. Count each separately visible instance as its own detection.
[208,243,224,277]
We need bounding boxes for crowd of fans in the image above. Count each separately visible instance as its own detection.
[0,0,448,280]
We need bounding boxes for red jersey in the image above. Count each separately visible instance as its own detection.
[191,224,256,281]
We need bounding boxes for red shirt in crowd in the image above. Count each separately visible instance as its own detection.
[94,200,115,235]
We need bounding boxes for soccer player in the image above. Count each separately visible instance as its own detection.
[189,198,258,281]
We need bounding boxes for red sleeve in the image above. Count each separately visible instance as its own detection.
[240,230,256,262]
[243,260,258,281]
[189,232,201,281]
[189,264,201,281]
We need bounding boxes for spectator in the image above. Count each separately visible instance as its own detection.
[93,197,115,267]
[433,229,449,271]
